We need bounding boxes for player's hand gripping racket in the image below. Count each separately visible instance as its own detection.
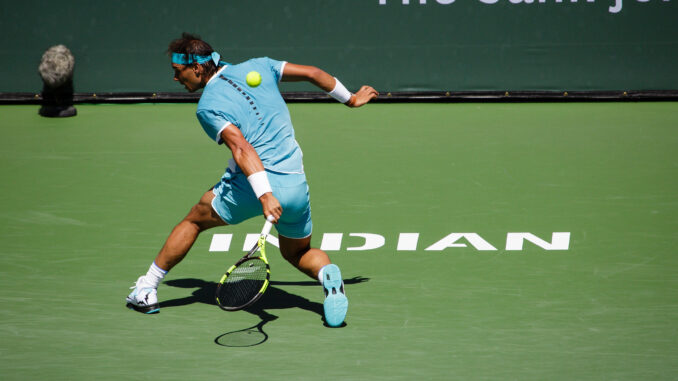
[216,216,274,311]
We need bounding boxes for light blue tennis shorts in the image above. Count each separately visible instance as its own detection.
[211,168,312,239]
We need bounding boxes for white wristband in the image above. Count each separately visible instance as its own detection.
[328,77,353,104]
[247,171,273,199]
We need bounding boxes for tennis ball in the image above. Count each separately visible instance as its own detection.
[246,71,262,87]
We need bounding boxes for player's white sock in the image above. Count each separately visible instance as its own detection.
[142,262,167,289]
[317,265,327,285]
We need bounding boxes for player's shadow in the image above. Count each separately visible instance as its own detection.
[160,276,369,325]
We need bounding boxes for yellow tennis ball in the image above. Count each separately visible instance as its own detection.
[246,71,262,87]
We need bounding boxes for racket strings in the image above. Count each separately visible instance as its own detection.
[217,258,268,309]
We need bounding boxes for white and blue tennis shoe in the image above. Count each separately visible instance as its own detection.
[126,276,160,314]
[321,264,348,327]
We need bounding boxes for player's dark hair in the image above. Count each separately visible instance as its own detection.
[168,33,221,78]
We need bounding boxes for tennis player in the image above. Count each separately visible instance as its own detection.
[126,33,378,327]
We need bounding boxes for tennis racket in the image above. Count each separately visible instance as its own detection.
[216,216,274,311]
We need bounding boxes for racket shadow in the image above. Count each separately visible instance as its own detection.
[214,314,278,347]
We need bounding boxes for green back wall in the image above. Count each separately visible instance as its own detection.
[2,0,676,93]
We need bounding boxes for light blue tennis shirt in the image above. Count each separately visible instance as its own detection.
[196,57,304,174]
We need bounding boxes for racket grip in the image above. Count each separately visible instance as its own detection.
[262,216,274,236]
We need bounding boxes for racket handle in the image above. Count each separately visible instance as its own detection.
[262,215,275,236]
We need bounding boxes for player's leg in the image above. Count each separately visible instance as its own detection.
[266,171,348,326]
[126,189,226,313]
[154,190,226,271]
[278,234,329,279]
[279,235,348,327]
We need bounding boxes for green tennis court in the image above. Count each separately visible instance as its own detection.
[1,102,677,380]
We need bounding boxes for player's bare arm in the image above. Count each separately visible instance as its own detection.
[220,124,283,222]
[282,63,379,107]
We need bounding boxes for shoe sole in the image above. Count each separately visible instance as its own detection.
[322,264,348,327]
[126,302,160,314]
